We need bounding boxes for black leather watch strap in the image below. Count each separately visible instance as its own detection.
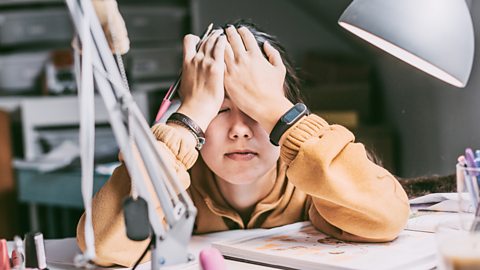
[269,103,309,146]
[167,112,206,150]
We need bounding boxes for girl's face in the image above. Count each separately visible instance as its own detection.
[200,97,280,185]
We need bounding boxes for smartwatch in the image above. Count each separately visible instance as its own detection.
[269,103,309,146]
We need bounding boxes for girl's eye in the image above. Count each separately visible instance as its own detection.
[218,108,230,114]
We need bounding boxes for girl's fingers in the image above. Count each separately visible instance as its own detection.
[237,27,262,55]
[224,42,235,70]
[196,30,214,56]
[203,30,223,56]
[225,25,246,58]
[183,34,200,62]
[213,35,227,61]
[263,41,283,67]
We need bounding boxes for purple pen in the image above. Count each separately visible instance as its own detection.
[465,148,478,174]
[458,155,479,208]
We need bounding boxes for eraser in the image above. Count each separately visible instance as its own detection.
[33,234,47,270]
[199,247,225,270]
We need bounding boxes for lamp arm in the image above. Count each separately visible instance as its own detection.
[65,0,197,267]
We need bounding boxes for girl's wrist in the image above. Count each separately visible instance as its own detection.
[177,102,217,132]
[260,97,294,134]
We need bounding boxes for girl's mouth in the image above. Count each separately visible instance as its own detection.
[225,151,258,161]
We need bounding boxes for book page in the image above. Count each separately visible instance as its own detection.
[213,222,436,270]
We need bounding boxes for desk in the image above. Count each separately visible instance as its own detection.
[9,193,459,270]
[7,230,279,270]
[16,169,109,235]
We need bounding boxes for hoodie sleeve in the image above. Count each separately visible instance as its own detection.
[281,114,410,242]
[76,123,198,267]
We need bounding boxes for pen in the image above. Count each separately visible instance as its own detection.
[458,155,478,208]
[464,148,480,199]
[154,23,214,124]
[0,239,9,270]
[12,236,24,270]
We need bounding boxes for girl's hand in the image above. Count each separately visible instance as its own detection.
[224,26,293,133]
[176,30,227,131]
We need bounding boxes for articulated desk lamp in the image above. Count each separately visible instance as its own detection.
[67,0,475,269]
[66,0,197,269]
[338,0,475,88]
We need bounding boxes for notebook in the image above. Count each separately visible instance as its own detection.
[213,222,437,270]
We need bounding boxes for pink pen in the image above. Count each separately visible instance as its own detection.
[154,80,179,123]
[154,23,214,124]
[199,247,226,270]
[0,239,9,270]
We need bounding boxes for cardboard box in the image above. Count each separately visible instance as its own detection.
[301,54,372,84]
[0,110,19,238]
[303,82,372,122]
[315,110,359,129]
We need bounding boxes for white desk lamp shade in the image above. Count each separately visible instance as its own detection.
[338,0,474,88]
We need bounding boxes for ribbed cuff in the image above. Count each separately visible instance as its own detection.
[151,123,198,170]
[281,114,330,164]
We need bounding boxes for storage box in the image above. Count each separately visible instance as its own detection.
[120,5,187,43]
[0,51,49,92]
[0,8,72,46]
[126,45,182,80]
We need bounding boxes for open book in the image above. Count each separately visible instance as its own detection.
[213,222,437,270]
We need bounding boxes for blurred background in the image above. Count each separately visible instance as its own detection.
[0,0,478,239]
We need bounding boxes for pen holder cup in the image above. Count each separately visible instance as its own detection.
[436,217,480,270]
[456,163,480,214]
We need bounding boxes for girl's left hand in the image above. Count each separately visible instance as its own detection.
[224,26,294,133]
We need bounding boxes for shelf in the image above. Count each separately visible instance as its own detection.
[0,0,63,6]
[0,91,152,113]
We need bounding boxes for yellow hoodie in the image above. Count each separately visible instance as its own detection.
[76,114,410,267]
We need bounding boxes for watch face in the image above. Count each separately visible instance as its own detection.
[283,104,306,124]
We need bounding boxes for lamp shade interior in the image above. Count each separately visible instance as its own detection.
[338,0,474,88]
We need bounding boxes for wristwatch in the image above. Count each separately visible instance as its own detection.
[269,103,309,146]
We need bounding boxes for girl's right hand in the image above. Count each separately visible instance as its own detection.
[176,30,227,132]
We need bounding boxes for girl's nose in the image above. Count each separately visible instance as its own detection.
[228,114,253,140]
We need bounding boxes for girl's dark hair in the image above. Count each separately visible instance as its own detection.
[220,20,304,104]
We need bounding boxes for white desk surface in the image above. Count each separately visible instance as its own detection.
[8,193,462,270]
[8,228,279,270]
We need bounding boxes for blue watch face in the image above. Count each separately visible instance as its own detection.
[283,104,306,123]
